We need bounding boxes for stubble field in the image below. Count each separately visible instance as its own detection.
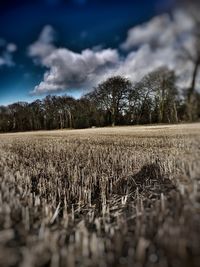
[0,123,200,267]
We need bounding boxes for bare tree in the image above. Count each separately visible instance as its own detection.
[88,76,132,126]
[133,67,178,124]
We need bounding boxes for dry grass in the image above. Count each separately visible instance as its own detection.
[0,123,200,267]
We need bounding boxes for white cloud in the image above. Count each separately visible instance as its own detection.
[0,58,6,66]
[121,10,195,50]
[120,9,198,91]
[32,47,119,94]
[0,52,15,67]
[30,9,199,95]
[95,44,181,89]
[28,25,119,94]
[0,40,17,67]
[28,25,56,64]
[117,45,196,90]
[121,14,171,50]
[32,43,181,95]
[7,43,17,53]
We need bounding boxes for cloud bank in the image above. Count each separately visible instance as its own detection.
[29,9,198,95]
[33,48,119,94]
[121,10,195,50]
[28,25,119,94]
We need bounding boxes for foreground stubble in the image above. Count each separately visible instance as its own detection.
[0,124,200,267]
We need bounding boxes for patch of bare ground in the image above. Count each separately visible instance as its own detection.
[0,123,200,267]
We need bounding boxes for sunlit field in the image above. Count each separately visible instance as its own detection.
[0,123,200,267]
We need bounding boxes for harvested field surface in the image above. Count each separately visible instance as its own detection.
[0,123,200,267]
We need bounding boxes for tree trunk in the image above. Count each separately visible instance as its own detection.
[13,116,16,130]
[173,102,178,123]
[111,107,115,126]
[159,87,165,123]
[59,113,63,129]
[187,58,200,121]
[68,109,72,128]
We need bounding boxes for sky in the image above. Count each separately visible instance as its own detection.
[0,0,197,105]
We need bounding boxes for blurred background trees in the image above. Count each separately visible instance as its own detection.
[0,70,200,132]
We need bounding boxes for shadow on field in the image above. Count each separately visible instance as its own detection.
[113,162,176,196]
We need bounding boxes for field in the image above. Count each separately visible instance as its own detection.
[0,123,200,267]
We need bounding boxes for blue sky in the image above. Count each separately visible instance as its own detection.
[0,0,177,105]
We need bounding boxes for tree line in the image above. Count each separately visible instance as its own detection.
[0,66,200,132]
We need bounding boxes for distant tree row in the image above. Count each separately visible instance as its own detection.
[0,66,200,132]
